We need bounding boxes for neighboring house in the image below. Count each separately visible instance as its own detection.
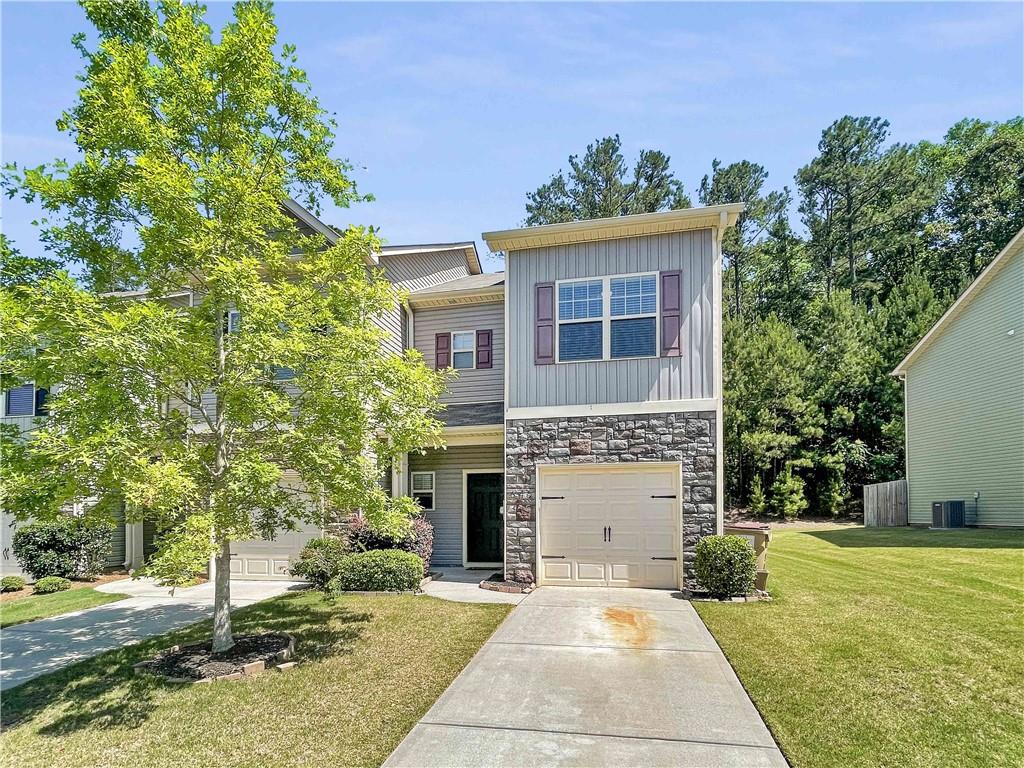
[4,200,744,591]
[892,227,1024,528]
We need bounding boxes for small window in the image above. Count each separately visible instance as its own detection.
[452,332,475,370]
[227,310,241,333]
[411,472,435,511]
[5,383,35,417]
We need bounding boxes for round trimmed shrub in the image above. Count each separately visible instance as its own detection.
[1,575,26,592]
[345,515,434,570]
[34,576,73,594]
[333,549,423,592]
[289,537,348,591]
[694,535,756,599]
[12,516,116,580]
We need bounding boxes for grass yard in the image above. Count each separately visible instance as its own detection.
[1,587,129,628]
[695,525,1024,768]
[1,590,511,768]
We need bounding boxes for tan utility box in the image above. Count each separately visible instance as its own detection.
[724,522,772,591]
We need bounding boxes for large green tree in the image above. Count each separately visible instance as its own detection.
[1,0,446,651]
[525,134,690,225]
[698,159,788,317]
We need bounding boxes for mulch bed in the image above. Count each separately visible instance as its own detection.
[136,632,295,682]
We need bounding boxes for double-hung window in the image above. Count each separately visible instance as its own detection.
[557,280,604,361]
[451,332,475,370]
[556,273,658,362]
[411,471,435,510]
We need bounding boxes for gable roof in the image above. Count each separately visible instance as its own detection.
[378,242,482,275]
[408,272,504,308]
[892,226,1024,376]
[481,203,744,253]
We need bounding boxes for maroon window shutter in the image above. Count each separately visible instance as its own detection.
[435,332,451,369]
[660,270,682,357]
[476,330,493,369]
[535,282,555,365]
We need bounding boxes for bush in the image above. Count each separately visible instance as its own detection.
[34,576,73,594]
[749,475,767,517]
[694,535,756,599]
[12,516,116,580]
[771,465,808,520]
[345,514,434,570]
[290,537,348,591]
[333,549,423,592]
[1,575,26,592]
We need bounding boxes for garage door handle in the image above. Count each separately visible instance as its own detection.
[542,555,566,559]
[651,556,677,561]
[651,495,677,499]
[541,495,565,500]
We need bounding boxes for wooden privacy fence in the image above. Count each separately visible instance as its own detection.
[863,479,908,527]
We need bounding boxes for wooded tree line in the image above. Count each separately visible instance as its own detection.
[525,118,1024,517]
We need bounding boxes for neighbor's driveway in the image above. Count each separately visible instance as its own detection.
[0,578,301,691]
[386,587,787,768]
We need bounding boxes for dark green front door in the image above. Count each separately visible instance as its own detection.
[467,472,504,564]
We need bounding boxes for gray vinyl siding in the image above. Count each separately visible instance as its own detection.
[378,249,472,355]
[408,445,504,566]
[905,245,1024,526]
[506,229,715,408]
[106,504,127,568]
[414,302,504,404]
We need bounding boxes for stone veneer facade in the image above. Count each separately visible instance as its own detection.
[504,410,718,591]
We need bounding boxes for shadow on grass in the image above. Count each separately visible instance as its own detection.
[1,592,371,736]
[805,526,1024,549]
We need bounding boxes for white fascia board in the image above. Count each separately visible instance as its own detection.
[505,398,718,421]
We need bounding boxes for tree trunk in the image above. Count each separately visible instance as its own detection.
[212,537,234,653]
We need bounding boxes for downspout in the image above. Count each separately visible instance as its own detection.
[713,211,727,536]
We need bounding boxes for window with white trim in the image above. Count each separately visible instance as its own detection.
[451,332,475,370]
[556,273,658,362]
[411,471,435,511]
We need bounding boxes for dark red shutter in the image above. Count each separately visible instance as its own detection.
[435,332,451,369]
[660,270,682,357]
[535,282,555,365]
[476,330,493,369]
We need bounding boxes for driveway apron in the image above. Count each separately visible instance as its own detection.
[386,586,787,767]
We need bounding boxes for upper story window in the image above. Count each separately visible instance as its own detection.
[452,332,476,370]
[556,273,658,363]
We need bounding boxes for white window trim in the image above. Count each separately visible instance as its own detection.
[451,330,477,370]
[555,271,660,364]
[411,471,436,511]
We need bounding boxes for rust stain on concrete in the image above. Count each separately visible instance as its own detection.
[602,606,656,648]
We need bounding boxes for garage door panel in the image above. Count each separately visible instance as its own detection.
[539,465,680,589]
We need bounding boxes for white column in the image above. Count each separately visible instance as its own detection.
[124,521,145,571]
[391,452,409,497]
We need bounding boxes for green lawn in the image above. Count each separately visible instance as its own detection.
[695,525,1024,768]
[1,588,129,628]
[1,590,511,768]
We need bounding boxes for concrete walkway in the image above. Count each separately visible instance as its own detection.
[0,578,301,691]
[386,587,787,767]
[422,568,527,605]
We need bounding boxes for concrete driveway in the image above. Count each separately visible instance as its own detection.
[0,578,301,691]
[386,587,787,767]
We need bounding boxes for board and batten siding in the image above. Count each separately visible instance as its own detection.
[378,249,472,355]
[414,302,504,404]
[506,229,715,408]
[905,245,1023,526]
[408,445,504,566]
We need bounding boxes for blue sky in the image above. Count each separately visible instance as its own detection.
[3,2,1022,273]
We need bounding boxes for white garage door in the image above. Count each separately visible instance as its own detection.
[538,464,680,589]
[230,523,319,580]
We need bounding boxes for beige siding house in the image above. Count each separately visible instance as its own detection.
[893,228,1024,527]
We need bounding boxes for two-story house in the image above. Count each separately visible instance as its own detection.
[4,200,741,593]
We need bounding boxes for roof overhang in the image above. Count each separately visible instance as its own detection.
[482,203,745,253]
[432,424,503,447]
[280,197,378,267]
[378,242,482,275]
[892,226,1024,377]
[408,284,505,308]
